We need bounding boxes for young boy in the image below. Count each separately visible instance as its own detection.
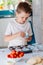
[4,2,33,49]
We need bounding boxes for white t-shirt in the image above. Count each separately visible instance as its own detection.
[5,18,33,47]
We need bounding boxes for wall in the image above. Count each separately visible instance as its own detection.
[32,0,43,44]
[0,18,13,47]
[41,0,43,43]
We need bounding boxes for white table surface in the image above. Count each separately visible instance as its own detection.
[0,48,43,65]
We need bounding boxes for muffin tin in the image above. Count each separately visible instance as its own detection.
[9,45,33,53]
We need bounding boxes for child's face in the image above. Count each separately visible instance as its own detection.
[16,11,30,24]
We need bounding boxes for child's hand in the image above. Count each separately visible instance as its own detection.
[19,32,25,37]
[25,36,32,42]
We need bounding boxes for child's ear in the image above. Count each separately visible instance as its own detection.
[29,13,31,17]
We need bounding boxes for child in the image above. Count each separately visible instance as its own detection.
[4,2,33,49]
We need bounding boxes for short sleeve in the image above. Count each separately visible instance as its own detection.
[5,23,12,35]
[27,22,33,36]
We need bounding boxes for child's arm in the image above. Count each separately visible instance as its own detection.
[4,33,20,42]
[4,32,25,42]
